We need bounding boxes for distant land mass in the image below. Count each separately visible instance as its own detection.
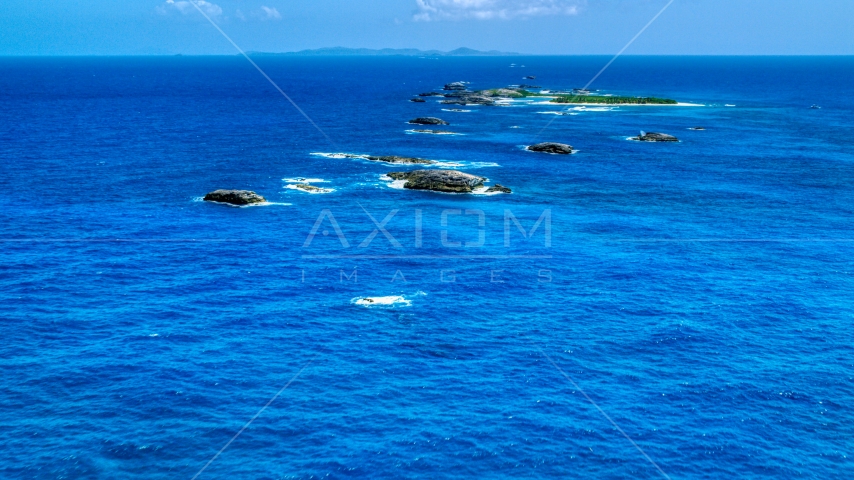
[246,47,522,57]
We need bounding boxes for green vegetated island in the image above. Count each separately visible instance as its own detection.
[478,89,677,104]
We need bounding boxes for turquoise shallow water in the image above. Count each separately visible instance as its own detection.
[1,56,853,478]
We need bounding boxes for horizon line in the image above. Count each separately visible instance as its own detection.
[3,53,854,57]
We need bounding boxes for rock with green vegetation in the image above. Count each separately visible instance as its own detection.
[552,95,677,105]
[527,142,574,155]
[408,117,449,125]
[632,132,679,142]
[388,170,486,193]
[203,189,266,205]
[367,155,435,165]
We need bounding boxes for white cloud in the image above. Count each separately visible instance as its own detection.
[259,6,282,20]
[158,0,223,18]
[414,0,581,21]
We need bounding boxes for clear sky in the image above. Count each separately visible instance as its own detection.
[1,0,853,55]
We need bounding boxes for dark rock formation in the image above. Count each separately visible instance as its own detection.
[388,170,486,193]
[203,189,266,205]
[477,88,525,98]
[443,91,475,98]
[526,75,537,80]
[418,92,443,97]
[527,142,574,155]
[367,155,435,165]
[440,95,496,106]
[518,84,541,89]
[444,82,468,91]
[408,117,449,126]
[486,184,512,193]
[291,184,332,193]
[410,98,426,103]
[633,131,679,142]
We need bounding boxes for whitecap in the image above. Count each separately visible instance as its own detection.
[472,186,508,196]
[441,108,472,113]
[283,177,328,183]
[352,295,411,307]
[573,106,616,112]
[405,129,462,135]
[195,197,291,207]
[467,162,501,168]
[387,179,407,190]
[311,152,369,160]
[432,161,465,168]
[352,291,426,308]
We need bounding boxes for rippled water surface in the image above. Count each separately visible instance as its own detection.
[1,56,853,478]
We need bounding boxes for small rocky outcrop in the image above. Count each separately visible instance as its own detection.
[633,131,679,142]
[203,189,266,205]
[388,170,486,193]
[443,91,475,98]
[444,82,468,91]
[441,95,496,106]
[290,184,332,193]
[418,92,443,97]
[526,75,537,80]
[408,117,449,126]
[367,155,435,165]
[410,98,426,103]
[478,88,525,98]
[486,184,512,194]
[527,142,574,155]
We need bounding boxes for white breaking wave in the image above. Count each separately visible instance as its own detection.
[432,161,465,168]
[352,291,426,308]
[405,129,463,135]
[194,197,291,207]
[536,111,579,116]
[283,177,328,183]
[310,152,370,160]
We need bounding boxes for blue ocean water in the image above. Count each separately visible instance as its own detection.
[1,55,853,479]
